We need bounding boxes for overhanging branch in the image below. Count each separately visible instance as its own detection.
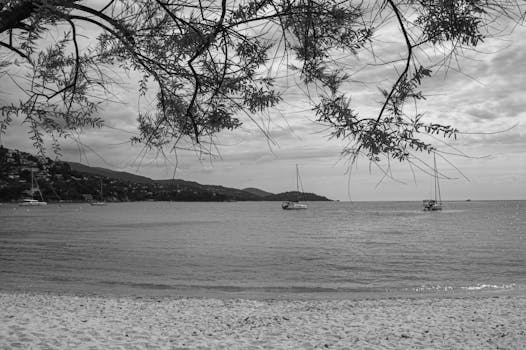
[375,0,413,125]
[0,41,31,63]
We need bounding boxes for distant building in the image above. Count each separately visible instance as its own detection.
[20,166,40,173]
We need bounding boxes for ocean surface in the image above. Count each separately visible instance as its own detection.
[0,201,524,299]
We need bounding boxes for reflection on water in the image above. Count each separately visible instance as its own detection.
[1,201,524,299]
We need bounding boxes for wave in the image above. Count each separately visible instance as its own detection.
[413,283,517,293]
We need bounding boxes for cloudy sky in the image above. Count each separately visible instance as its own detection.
[1,3,525,201]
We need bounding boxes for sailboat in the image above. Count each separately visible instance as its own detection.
[20,170,47,206]
[90,179,106,206]
[423,152,442,211]
[282,164,308,210]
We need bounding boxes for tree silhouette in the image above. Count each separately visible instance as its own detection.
[0,0,523,163]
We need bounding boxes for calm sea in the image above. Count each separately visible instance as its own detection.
[0,201,524,299]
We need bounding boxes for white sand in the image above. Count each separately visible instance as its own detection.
[1,292,525,349]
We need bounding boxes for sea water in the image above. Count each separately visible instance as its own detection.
[0,201,524,299]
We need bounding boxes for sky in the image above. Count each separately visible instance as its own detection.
[1,3,525,201]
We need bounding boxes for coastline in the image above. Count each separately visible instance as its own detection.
[1,291,525,349]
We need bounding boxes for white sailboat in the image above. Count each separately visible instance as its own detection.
[423,152,442,211]
[282,164,308,210]
[20,170,47,206]
[90,179,106,206]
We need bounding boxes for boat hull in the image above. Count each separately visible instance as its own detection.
[19,200,47,206]
[423,206,442,211]
[282,201,308,210]
[423,200,442,211]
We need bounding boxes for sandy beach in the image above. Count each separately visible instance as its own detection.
[0,292,525,349]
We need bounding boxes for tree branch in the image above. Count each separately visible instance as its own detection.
[375,0,413,125]
[65,19,80,115]
[0,41,31,63]
[185,0,229,142]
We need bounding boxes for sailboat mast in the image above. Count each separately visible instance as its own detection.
[432,152,443,203]
[32,170,44,201]
[435,153,442,203]
[296,164,299,193]
[433,153,439,202]
[296,164,300,201]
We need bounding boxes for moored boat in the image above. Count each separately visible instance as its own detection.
[282,165,308,210]
[19,170,47,206]
[423,152,442,211]
[19,198,47,206]
[281,201,308,210]
[90,179,107,206]
[423,199,441,211]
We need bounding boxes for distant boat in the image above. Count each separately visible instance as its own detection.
[282,165,308,210]
[19,198,47,206]
[423,152,442,211]
[90,179,106,206]
[19,170,47,206]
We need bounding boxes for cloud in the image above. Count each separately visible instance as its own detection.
[2,9,525,201]
[465,107,498,121]
[458,128,526,148]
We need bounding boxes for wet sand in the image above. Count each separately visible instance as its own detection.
[1,292,525,349]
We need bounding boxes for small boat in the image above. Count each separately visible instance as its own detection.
[19,170,47,206]
[282,165,308,210]
[19,198,47,206]
[422,199,441,211]
[423,152,442,211]
[281,201,308,210]
[90,179,106,206]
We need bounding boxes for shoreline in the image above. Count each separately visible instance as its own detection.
[1,283,523,302]
[1,291,525,349]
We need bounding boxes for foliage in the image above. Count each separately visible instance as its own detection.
[0,0,523,162]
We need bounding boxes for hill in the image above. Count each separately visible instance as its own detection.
[156,179,261,201]
[68,162,154,184]
[0,146,331,202]
[242,187,274,197]
[264,191,331,201]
